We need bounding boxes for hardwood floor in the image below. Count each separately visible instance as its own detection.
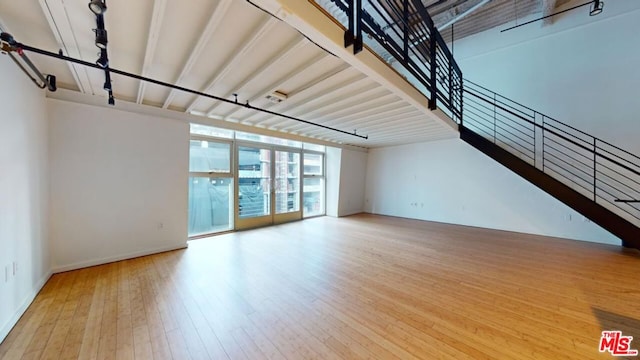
[1,214,639,359]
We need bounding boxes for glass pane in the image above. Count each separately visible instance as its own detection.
[303,143,325,152]
[189,140,231,173]
[236,131,302,148]
[238,146,271,218]
[304,178,325,217]
[190,124,233,138]
[275,151,300,214]
[188,177,233,236]
[304,153,324,176]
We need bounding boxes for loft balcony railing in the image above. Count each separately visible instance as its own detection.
[463,79,640,227]
[314,0,639,239]
[314,0,463,123]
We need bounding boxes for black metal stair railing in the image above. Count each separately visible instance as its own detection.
[463,79,640,228]
[314,0,462,123]
[313,0,639,244]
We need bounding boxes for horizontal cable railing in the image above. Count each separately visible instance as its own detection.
[463,79,640,227]
[313,0,638,231]
[314,0,462,123]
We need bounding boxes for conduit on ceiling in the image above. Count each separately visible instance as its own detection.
[1,36,369,140]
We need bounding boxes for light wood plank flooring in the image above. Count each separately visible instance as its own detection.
[1,214,639,359]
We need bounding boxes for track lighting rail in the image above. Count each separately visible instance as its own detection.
[500,0,604,33]
[9,41,368,140]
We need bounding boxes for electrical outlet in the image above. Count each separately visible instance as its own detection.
[157,222,164,230]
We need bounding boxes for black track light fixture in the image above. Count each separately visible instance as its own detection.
[96,55,109,68]
[94,28,108,49]
[88,0,107,15]
[46,74,57,92]
[502,0,606,33]
[96,49,109,68]
[590,0,604,16]
[103,68,112,91]
[89,2,113,107]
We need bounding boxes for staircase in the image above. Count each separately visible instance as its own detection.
[461,80,640,248]
[318,0,640,248]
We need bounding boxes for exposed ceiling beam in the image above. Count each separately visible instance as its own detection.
[360,124,442,138]
[319,107,422,132]
[249,71,367,127]
[222,53,336,121]
[136,0,168,104]
[330,109,423,132]
[250,0,456,132]
[352,118,429,136]
[365,130,448,144]
[281,63,350,101]
[430,0,474,17]
[245,67,366,125]
[360,117,444,134]
[184,17,279,113]
[279,91,398,131]
[204,37,308,116]
[37,0,93,94]
[268,104,416,134]
[542,0,558,25]
[251,65,362,127]
[161,0,233,109]
[301,103,411,136]
[437,0,493,31]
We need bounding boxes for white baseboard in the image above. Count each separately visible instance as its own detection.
[0,270,52,344]
[0,243,189,344]
[52,242,188,273]
[338,210,365,217]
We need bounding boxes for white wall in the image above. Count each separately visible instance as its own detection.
[325,146,368,217]
[48,99,190,272]
[338,148,368,216]
[454,0,640,154]
[325,147,341,217]
[365,138,620,245]
[0,56,50,342]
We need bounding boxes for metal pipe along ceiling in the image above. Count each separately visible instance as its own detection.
[437,0,493,31]
[9,42,368,140]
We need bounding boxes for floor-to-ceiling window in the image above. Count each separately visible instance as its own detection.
[188,125,234,236]
[188,124,326,237]
[303,144,325,217]
[237,145,271,219]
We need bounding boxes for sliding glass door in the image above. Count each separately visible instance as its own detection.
[188,123,326,236]
[236,144,302,229]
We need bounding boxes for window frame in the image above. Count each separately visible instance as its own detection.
[189,135,234,178]
[302,150,326,218]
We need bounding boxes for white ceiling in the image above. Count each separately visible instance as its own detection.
[0,0,464,148]
[435,0,572,41]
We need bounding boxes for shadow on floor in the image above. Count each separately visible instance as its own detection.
[592,308,640,358]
